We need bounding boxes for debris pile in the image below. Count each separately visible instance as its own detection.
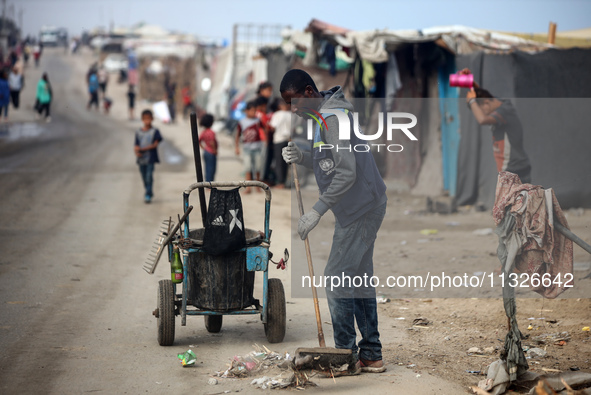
[215,344,315,390]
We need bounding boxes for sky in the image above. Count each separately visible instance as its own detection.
[16,0,591,41]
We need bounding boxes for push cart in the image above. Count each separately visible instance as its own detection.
[153,181,286,346]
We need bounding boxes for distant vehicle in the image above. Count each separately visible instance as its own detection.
[40,26,68,47]
[89,35,109,49]
[103,53,128,73]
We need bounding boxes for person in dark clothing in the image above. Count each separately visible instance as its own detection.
[134,109,163,203]
[280,69,388,376]
[164,76,176,124]
[0,71,10,121]
[127,84,136,120]
[87,72,99,111]
[9,51,18,68]
[461,68,532,183]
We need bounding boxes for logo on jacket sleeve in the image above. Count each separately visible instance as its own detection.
[319,159,335,173]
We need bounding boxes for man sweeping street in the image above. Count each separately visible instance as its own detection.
[280,69,387,375]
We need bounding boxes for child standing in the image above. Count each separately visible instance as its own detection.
[134,109,163,204]
[0,71,10,121]
[198,113,217,182]
[181,83,197,119]
[87,72,99,111]
[269,100,291,188]
[235,100,264,193]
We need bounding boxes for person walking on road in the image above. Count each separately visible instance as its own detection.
[8,66,24,109]
[23,43,31,67]
[87,71,99,111]
[0,71,10,121]
[134,109,163,204]
[97,64,109,99]
[33,44,41,68]
[35,73,52,122]
[280,69,388,375]
[127,84,136,120]
[164,77,177,124]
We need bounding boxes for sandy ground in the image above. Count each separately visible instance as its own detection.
[0,47,589,394]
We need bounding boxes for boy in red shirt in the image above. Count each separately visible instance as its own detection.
[182,83,197,120]
[198,113,217,182]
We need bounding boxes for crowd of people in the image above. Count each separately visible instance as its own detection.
[233,81,292,191]
[0,37,54,123]
[86,62,114,115]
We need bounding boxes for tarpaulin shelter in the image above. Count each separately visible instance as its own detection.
[260,21,591,209]
[124,31,199,105]
[455,48,591,209]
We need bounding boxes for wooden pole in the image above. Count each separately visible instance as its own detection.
[189,112,208,228]
[548,22,557,45]
[292,163,326,348]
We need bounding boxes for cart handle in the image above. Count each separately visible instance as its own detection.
[184,181,272,202]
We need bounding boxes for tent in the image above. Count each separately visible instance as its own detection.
[456,48,591,209]
[260,20,591,208]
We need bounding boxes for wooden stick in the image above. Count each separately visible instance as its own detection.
[548,22,557,45]
[555,222,591,255]
[292,163,326,348]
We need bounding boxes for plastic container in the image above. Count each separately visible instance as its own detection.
[449,73,474,88]
[186,228,261,311]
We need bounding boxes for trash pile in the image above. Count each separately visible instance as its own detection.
[215,344,315,390]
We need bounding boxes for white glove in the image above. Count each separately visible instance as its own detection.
[297,209,321,240]
[282,141,303,164]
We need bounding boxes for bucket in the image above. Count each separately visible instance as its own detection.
[186,228,261,311]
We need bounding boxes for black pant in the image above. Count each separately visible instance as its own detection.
[273,141,289,185]
[10,90,20,108]
[88,92,99,108]
[263,138,275,183]
[38,102,50,118]
[168,102,176,123]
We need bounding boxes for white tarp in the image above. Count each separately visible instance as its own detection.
[133,43,196,58]
[206,43,268,118]
[339,25,552,62]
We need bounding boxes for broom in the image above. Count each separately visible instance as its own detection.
[291,162,355,374]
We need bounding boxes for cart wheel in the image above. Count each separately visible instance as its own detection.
[264,278,286,343]
[204,315,223,333]
[156,279,175,346]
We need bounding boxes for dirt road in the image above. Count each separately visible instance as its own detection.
[0,49,588,395]
[0,49,471,394]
